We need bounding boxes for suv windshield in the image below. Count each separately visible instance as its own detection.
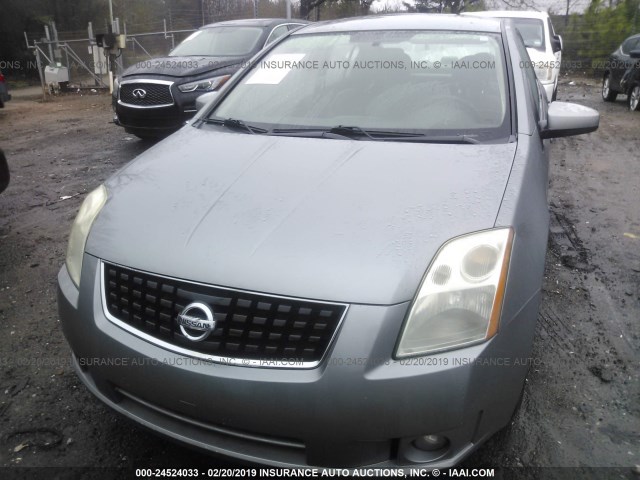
[169,26,264,57]
[210,30,510,142]
[509,18,545,50]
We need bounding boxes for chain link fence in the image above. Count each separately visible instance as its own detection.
[22,6,274,89]
[17,8,640,90]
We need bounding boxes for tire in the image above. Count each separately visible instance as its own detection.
[552,85,558,102]
[602,74,618,102]
[629,85,640,111]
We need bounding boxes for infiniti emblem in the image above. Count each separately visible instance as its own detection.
[176,302,216,342]
[132,88,147,99]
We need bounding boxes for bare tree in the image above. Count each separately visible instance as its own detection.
[494,0,540,11]
[205,0,254,22]
[300,0,329,18]
[403,0,481,14]
[360,0,375,14]
[300,0,374,19]
[563,0,583,24]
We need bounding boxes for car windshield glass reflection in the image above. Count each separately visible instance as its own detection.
[169,27,264,57]
[210,30,511,142]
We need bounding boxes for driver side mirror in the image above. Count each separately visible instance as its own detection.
[540,102,599,139]
[552,35,563,53]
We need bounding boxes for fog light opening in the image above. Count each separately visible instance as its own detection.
[412,434,449,452]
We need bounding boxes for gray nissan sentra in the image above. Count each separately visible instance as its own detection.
[58,14,599,468]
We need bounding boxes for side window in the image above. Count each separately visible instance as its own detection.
[547,18,556,37]
[621,37,639,55]
[288,24,306,31]
[265,25,289,46]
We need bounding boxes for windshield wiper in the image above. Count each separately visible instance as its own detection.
[270,126,480,144]
[203,117,267,134]
[327,125,378,140]
[402,135,481,144]
[270,126,424,140]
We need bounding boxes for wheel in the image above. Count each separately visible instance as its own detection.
[602,73,618,102]
[551,81,558,101]
[629,85,640,111]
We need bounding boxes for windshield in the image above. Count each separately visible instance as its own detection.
[210,30,510,142]
[169,26,264,57]
[509,19,545,50]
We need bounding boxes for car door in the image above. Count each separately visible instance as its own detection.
[611,36,640,90]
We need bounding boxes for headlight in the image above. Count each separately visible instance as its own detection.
[178,74,230,93]
[65,185,108,287]
[395,228,513,358]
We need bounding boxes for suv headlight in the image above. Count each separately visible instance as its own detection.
[178,74,231,93]
[65,185,108,287]
[396,228,513,358]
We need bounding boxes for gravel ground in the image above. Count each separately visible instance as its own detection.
[0,77,638,478]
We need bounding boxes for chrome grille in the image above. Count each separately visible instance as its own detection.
[119,82,173,107]
[102,263,347,368]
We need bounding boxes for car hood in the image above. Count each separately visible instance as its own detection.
[88,127,516,305]
[121,56,245,79]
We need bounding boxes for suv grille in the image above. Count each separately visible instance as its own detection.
[102,263,347,367]
[119,82,173,107]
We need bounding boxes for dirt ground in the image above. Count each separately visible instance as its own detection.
[0,77,638,477]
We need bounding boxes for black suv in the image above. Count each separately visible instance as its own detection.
[602,33,640,111]
[113,18,308,138]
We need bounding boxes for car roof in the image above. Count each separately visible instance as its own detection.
[202,18,308,29]
[295,14,502,35]
[463,10,550,20]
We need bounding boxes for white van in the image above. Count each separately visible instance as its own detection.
[463,11,563,101]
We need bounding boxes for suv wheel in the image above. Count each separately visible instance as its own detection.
[602,74,618,102]
[629,85,640,111]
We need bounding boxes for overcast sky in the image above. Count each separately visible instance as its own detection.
[371,0,591,15]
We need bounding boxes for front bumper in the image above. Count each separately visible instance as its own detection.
[113,103,197,137]
[58,255,539,468]
[112,87,201,137]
